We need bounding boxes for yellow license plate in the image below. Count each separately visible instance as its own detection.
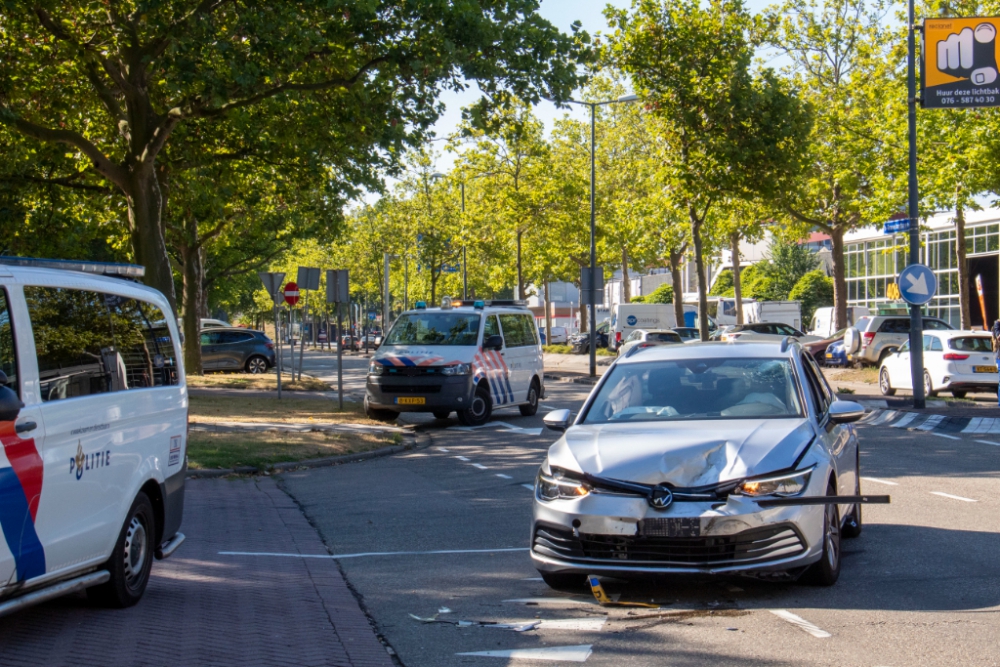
[825,353,833,358]
[395,397,426,405]
[974,365,998,373]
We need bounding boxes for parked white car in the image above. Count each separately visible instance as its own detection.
[845,315,954,366]
[0,257,186,617]
[617,329,684,356]
[720,322,823,344]
[879,330,997,398]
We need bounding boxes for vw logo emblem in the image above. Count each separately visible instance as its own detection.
[647,485,673,510]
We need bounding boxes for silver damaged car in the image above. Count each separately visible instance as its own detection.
[532,341,875,588]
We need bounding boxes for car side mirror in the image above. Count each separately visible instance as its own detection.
[484,334,503,351]
[543,408,573,432]
[829,400,865,424]
[0,382,23,422]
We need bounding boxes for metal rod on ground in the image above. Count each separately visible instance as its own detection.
[907,0,925,409]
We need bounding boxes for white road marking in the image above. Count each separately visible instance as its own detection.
[456,645,593,662]
[472,463,489,470]
[522,483,535,491]
[522,577,544,581]
[975,439,1000,446]
[455,455,471,461]
[930,432,960,440]
[916,414,945,431]
[861,476,899,486]
[496,474,513,479]
[930,491,977,502]
[769,610,831,638]
[890,412,920,429]
[536,618,607,631]
[869,410,899,426]
[436,447,450,452]
[219,547,528,560]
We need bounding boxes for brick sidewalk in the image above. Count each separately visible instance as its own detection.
[0,478,394,667]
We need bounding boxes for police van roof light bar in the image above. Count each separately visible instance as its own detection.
[0,256,145,279]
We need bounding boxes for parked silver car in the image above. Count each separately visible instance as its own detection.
[844,315,954,366]
[532,341,867,588]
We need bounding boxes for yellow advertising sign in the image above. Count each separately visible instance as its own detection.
[887,282,901,300]
[923,17,1000,108]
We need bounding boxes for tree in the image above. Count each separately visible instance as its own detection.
[764,0,898,330]
[641,282,674,304]
[760,237,818,300]
[0,1,591,309]
[606,0,812,340]
[789,269,834,324]
[714,199,770,324]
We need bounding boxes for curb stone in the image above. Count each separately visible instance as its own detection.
[186,431,429,478]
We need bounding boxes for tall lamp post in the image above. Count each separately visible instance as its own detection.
[556,93,640,377]
[433,172,471,300]
[905,0,925,409]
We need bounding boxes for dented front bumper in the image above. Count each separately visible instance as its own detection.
[530,482,827,577]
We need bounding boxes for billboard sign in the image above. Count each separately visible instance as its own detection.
[923,18,1000,108]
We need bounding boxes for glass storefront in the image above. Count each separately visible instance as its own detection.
[845,222,999,327]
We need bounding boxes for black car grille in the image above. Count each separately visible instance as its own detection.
[379,384,443,394]
[532,523,805,567]
[383,366,446,376]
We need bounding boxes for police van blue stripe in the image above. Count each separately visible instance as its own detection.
[0,467,46,582]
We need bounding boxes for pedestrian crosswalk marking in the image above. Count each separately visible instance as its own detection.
[456,644,593,661]
[890,412,920,429]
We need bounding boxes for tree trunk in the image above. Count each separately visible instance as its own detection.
[516,231,524,301]
[831,225,848,331]
[691,216,710,341]
[956,198,972,328]
[579,286,588,334]
[178,239,204,376]
[544,280,553,346]
[430,270,438,306]
[731,231,744,325]
[621,246,631,303]
[668,250,685,329]
[126,167,178,313]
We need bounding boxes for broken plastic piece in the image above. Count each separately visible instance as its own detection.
[588,575,660,608]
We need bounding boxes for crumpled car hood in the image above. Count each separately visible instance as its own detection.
[547,419,814,487]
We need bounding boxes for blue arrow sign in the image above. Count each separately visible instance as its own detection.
[898,264,937,306]
[883,219,911,234]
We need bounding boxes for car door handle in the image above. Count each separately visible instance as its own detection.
[15,421,37,434]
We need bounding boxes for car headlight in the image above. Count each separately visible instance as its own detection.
[441,363,471,376]
[368,363,385,375]
[736,467,813,497]
[536,460,589,501]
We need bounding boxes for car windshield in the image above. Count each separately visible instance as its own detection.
[583,358,804,423]
[382,313,481,346]
[949,336,993,352]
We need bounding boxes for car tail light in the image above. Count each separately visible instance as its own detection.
[943,353,968,360]
[616,332,622,343]
[862,332,875,348]
[264,342,274,350]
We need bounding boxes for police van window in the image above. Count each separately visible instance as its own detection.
[0,290,18,397]
[484,315,501,342]
[522,314,539,345]
[499,314,527,347]
[25,287,178,401]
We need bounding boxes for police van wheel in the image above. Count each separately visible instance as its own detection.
[364,397,398,423]
[519,380,540,417]
[88,492,156,608]
[458,385,492,426]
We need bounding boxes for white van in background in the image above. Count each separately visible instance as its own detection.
[0,257,186,617]
[609,304,676,351]
[808,306,871,338]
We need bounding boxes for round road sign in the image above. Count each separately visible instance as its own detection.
[897,264,937,306]
[283,282,300,306]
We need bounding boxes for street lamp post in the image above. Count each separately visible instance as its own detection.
[558,93,639,377]
[433,173,470,301]
[906,0,925,409]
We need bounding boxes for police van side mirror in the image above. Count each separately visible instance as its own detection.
[484,334,503,351]
[0,382,23,422]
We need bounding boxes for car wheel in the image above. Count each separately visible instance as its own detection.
[519,379,540,417]
[364,396,399,423]
[458,383,492,426]
[923,371,938,397]
[842,466,863,539]
[87,492,156,608]
[879,367,896,396]
[245,355,269,374]
[432,410,451,420]
[540,570,588,592]
[803,481,841,586]
[951,390,967,398]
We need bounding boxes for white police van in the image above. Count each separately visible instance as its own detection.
[0,258,186,616]
[365,299,544,425]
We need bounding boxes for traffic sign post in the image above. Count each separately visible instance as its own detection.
[327,269,349,411]
[899,263,938,407]
[898,264,938,306]
[283,282,299,381]
[296,267,321,382]
[259,272,286,399]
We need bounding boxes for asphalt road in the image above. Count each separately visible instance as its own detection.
[273,360,1000,667]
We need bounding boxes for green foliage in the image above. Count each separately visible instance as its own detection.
[760,238,818,300]
[642,283,674,304]
[789,270,834,323]
[710,271,735,297]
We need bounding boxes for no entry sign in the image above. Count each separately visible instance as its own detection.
[283,282,300,306]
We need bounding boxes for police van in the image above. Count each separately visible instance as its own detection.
[0,258,186,616]
[365,299,544,425]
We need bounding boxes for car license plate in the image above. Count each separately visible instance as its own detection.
[974,365,998,373]
[638,518,702,538]
[825,352,833,358]
[395,397,426,405]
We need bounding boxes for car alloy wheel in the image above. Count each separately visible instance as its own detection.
[246,356,268,374]
[824,498,840,571]
[923,370,937,397]
[879,367,895,396]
